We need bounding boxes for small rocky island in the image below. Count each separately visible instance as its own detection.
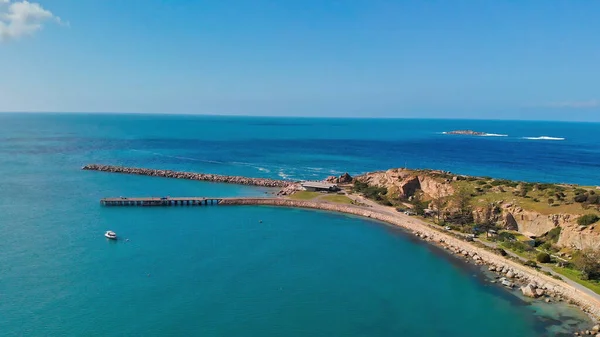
[445,130,486,136]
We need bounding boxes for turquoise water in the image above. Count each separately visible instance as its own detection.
[1,113,598,336]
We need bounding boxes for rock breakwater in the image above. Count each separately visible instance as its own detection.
[220,198,600,321]
[82,164,293,188]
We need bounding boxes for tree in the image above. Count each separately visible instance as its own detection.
[430,191,446,224]
[477,203,496,237]
[448,186,473,225]
[573,249,600,280]
[412,192,426,216]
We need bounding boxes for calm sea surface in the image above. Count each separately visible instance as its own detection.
[1,113,598,336]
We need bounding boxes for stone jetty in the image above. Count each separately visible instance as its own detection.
[82,164,293,188]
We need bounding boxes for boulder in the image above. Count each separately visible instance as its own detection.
[535,288,545,297]
[506,271,515,278]
[325,176,338,183]
[521,283,539,298]
[592,325,599,332]
[338,172,353,184]
[504,213,518,231]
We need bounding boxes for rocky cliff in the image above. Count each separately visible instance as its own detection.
[356,168,600,249]
[358,168,454,199]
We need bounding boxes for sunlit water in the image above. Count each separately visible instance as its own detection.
[0,113,597,336]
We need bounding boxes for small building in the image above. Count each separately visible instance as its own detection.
[301,181,340,192]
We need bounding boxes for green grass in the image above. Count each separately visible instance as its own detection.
[552,266,600,295]
[498,243,536,259]
[288,191,321,200]
[321,195,353,204]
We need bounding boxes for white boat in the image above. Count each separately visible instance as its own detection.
[105,231,117,240]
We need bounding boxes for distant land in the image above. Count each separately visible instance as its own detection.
[444,130,487,136]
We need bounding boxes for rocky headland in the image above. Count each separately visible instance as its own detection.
[357,168,600,250]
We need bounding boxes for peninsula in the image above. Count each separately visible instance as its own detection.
[86,164,600,329]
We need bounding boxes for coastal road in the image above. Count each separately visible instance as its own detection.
[345,193,600,302]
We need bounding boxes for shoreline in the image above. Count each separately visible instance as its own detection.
[218,197,600,322]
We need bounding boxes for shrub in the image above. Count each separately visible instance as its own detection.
[577,214,600,226]
[547,198,554,205]
[353,181,388,203]
[524,260,538,268]
[546,227,561,243]
[495,248,507,256]
[573,249,600,280]
[536,252,551,263]
[574,194,588,203]
[497,231,516,242]
[503,241,533,253]
[490,180,505,186]
[587,194,599,204]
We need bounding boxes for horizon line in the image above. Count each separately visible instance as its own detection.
[0,111,599,123]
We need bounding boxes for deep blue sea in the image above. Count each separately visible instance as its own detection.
[1,113,599,336]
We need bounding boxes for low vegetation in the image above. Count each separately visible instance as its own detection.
[320,195,353,204]
[288,191,321,200]
[352,181,391,205]
[552,266,600,295]
[577,214,600,226]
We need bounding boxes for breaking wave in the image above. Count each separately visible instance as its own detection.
[481,133,508,137]
[522,136,565,141]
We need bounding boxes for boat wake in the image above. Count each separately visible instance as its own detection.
[522,136,565,141]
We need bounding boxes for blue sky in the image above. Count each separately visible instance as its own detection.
[1,1,599,120]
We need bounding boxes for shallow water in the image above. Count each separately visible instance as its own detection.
[0,113,597,336]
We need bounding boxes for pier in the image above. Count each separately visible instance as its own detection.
[101,197,224,206]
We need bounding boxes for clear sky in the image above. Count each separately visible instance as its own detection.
[1,1,599,120]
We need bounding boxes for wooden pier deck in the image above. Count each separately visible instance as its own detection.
[101,197,224,206]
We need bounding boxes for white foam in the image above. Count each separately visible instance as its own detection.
[522,136,565,141]
[278,170,291,180]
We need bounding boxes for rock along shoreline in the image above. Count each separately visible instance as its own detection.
[220,198,600,323]
[82,164,293,188]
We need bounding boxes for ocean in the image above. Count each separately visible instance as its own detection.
[0,113,598,336]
